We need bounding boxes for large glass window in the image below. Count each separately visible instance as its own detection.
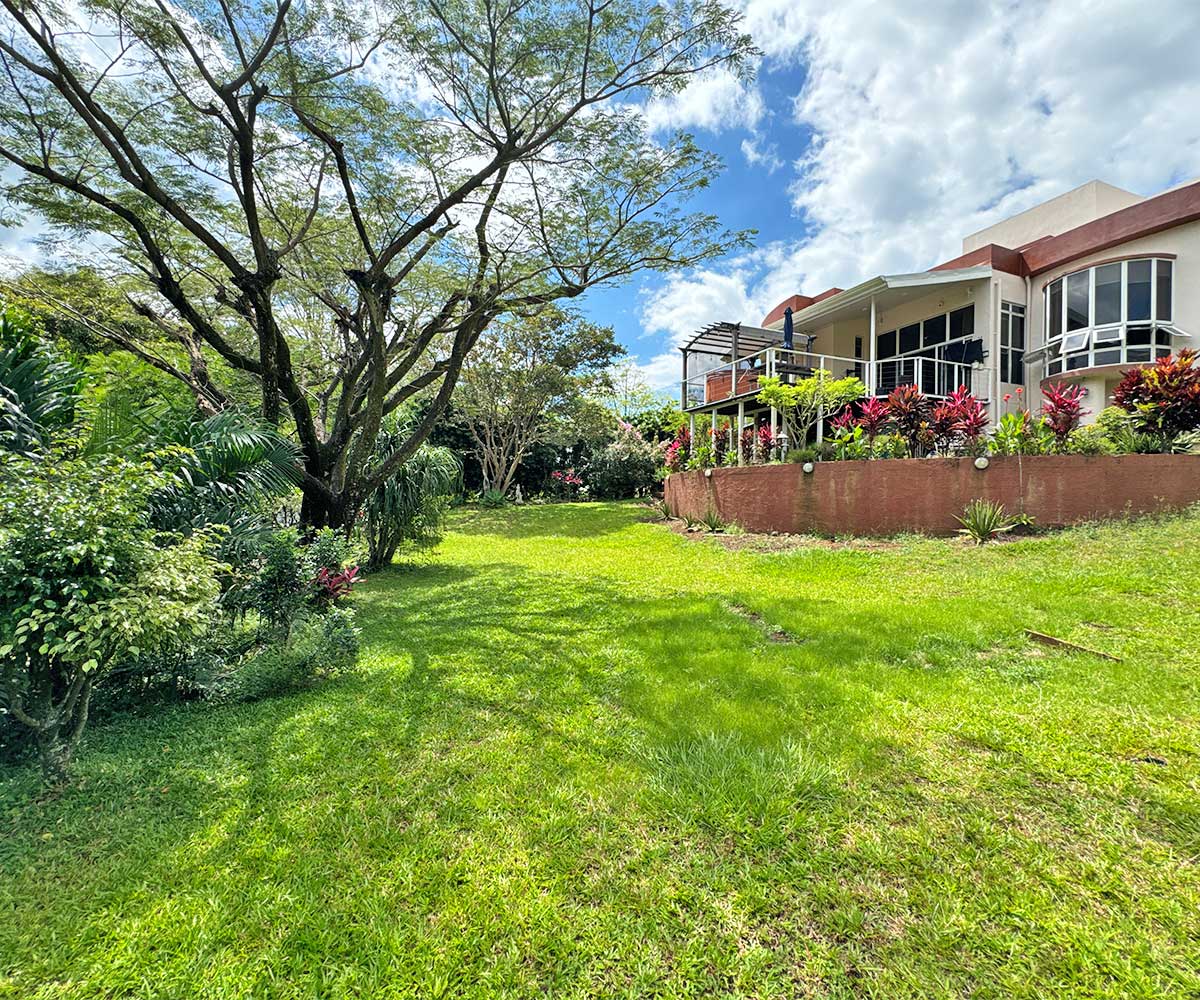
[1094,263,1121,326]
[875,303,980,398]
[1066,271,1089,331]
[1042,257,1176,377]
[1157,260,1173,321]
[1127,260,1152,321]
[1000,301,1025,385]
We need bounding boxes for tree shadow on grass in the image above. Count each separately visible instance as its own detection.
[3,551,1197,997]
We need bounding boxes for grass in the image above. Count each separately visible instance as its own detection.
[3,502,1199,998]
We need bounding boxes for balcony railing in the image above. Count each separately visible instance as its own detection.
[682,346,991,411]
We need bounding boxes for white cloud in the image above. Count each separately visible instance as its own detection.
[641,67,764,135]
[643,0,1200,348]
[740,136,783,172]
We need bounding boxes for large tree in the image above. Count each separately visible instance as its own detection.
[0,0,752,527]
[457,307,620,493]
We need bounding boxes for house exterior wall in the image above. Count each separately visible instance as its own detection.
[1027,217,1200,416]
[665,455,1200,537]
[962,180,1144,254]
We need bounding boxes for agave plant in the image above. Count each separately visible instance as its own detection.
[956,499,1016,544]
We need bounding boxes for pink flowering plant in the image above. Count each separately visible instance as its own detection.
[549,467,585,500]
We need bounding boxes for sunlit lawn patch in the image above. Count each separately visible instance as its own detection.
[3,503,1199,998]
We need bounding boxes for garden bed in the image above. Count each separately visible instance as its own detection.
[664,453,1200,536]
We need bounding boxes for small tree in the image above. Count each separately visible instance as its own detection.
[756,372,865,451]
[457,310,621,494]
[0,455,221,781]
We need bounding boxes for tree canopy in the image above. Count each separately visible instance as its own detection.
[456,308,621,492]
[0,0,753,526]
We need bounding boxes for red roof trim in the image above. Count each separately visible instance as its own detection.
[761,294,815,327]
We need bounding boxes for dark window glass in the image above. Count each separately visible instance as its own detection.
[877,331,896,359]
[1126,347,1152,362]
[1048,358,1063,375]
[1048,280,1062,339]
[922,314,947,345]
[1009,311,1025,349]
[854,336,863,359]
[1094,349,1121,366]
[899,323,920,354]
[1127,260,1151,320]
[949,305,974,340]
[1009,350,1024,384]
[1156,327,1172,346]
[1157,347,1172,359]
[1067,354,1088,370]
[1126,325,1152,345]
[1066,270,1089,331]
[1094,263,1121,325]
[1156,260,1172,320]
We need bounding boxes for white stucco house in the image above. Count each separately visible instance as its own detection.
[679,178,1197,444]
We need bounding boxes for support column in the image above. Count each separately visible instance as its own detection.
[680,348,689,411]
[868,294,878,396]
[736,401,745,466]
[730,325,740,398]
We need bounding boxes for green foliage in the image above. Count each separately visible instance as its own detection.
[956,499,1016,544]
[1065,425,1117,456]
[304,528,352,579]
[1094,405,1168,454]
[456,309,623,493]
[0,307,82,455]
[478,489,509,509]
[216,609,360,704]
[364,423,462,571]
[990,410,1053,456]
[756,372,865,447]
[585,422,661,499]
[247,530,307,637]
[0,453,222,781]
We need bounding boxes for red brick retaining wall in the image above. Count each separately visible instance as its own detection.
[664,455,1200,536]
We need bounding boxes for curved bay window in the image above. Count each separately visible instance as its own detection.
[1043,258,1178,376]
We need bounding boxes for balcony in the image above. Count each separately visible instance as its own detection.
[682,346,990,413]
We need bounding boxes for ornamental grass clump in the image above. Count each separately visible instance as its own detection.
[956,499,1017,545]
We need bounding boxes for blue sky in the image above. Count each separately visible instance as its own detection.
[595,0,1200,390]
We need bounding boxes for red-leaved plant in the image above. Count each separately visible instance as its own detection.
[313,564,362,603]
[886,384,932,456]
[855,395,890,444]
[1113,349,1200,439]
[1040,381,1088,449]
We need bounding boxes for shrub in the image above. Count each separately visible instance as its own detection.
[1113,349,1200,441]
[548,467,585,500]
[664,427,691,472]
[250,529,307,637]
[1066,425,1116,456]
[0,454,222,781]
[1040,382,1088,449]
[855,396,889,445]
[956,499,1016,544]
[586,421,660,498]
[479,488,508,508]
[757,371,865,448]
[990,409,1052,456]
[830,422,868,461]
[885,385,932,456]
[219,609,360,703]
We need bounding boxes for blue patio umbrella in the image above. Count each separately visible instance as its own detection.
[783,306,794,350]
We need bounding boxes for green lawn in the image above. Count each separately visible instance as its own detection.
[3,503,1199,998]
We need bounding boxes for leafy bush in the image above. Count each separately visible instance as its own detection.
[548,467,585,500]
[664,427,691,472]
[885,384,932,456]
[1065,425,1116,456]
[478,488,508,508]
[0,307,82,455]
[956,499,1016,544]
[247,529,307,636]
[0,454,222,781]
[586,421,660,498]
[1113,350,1200,441]
[363,426,461,570]
[1040,382,1088,449]
[990,410,1052,456]
[218,609,360,703]
[757,371,865,448]
[1094,406,1166,454]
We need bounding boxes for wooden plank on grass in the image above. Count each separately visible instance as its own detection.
[1024,629,1121,662]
